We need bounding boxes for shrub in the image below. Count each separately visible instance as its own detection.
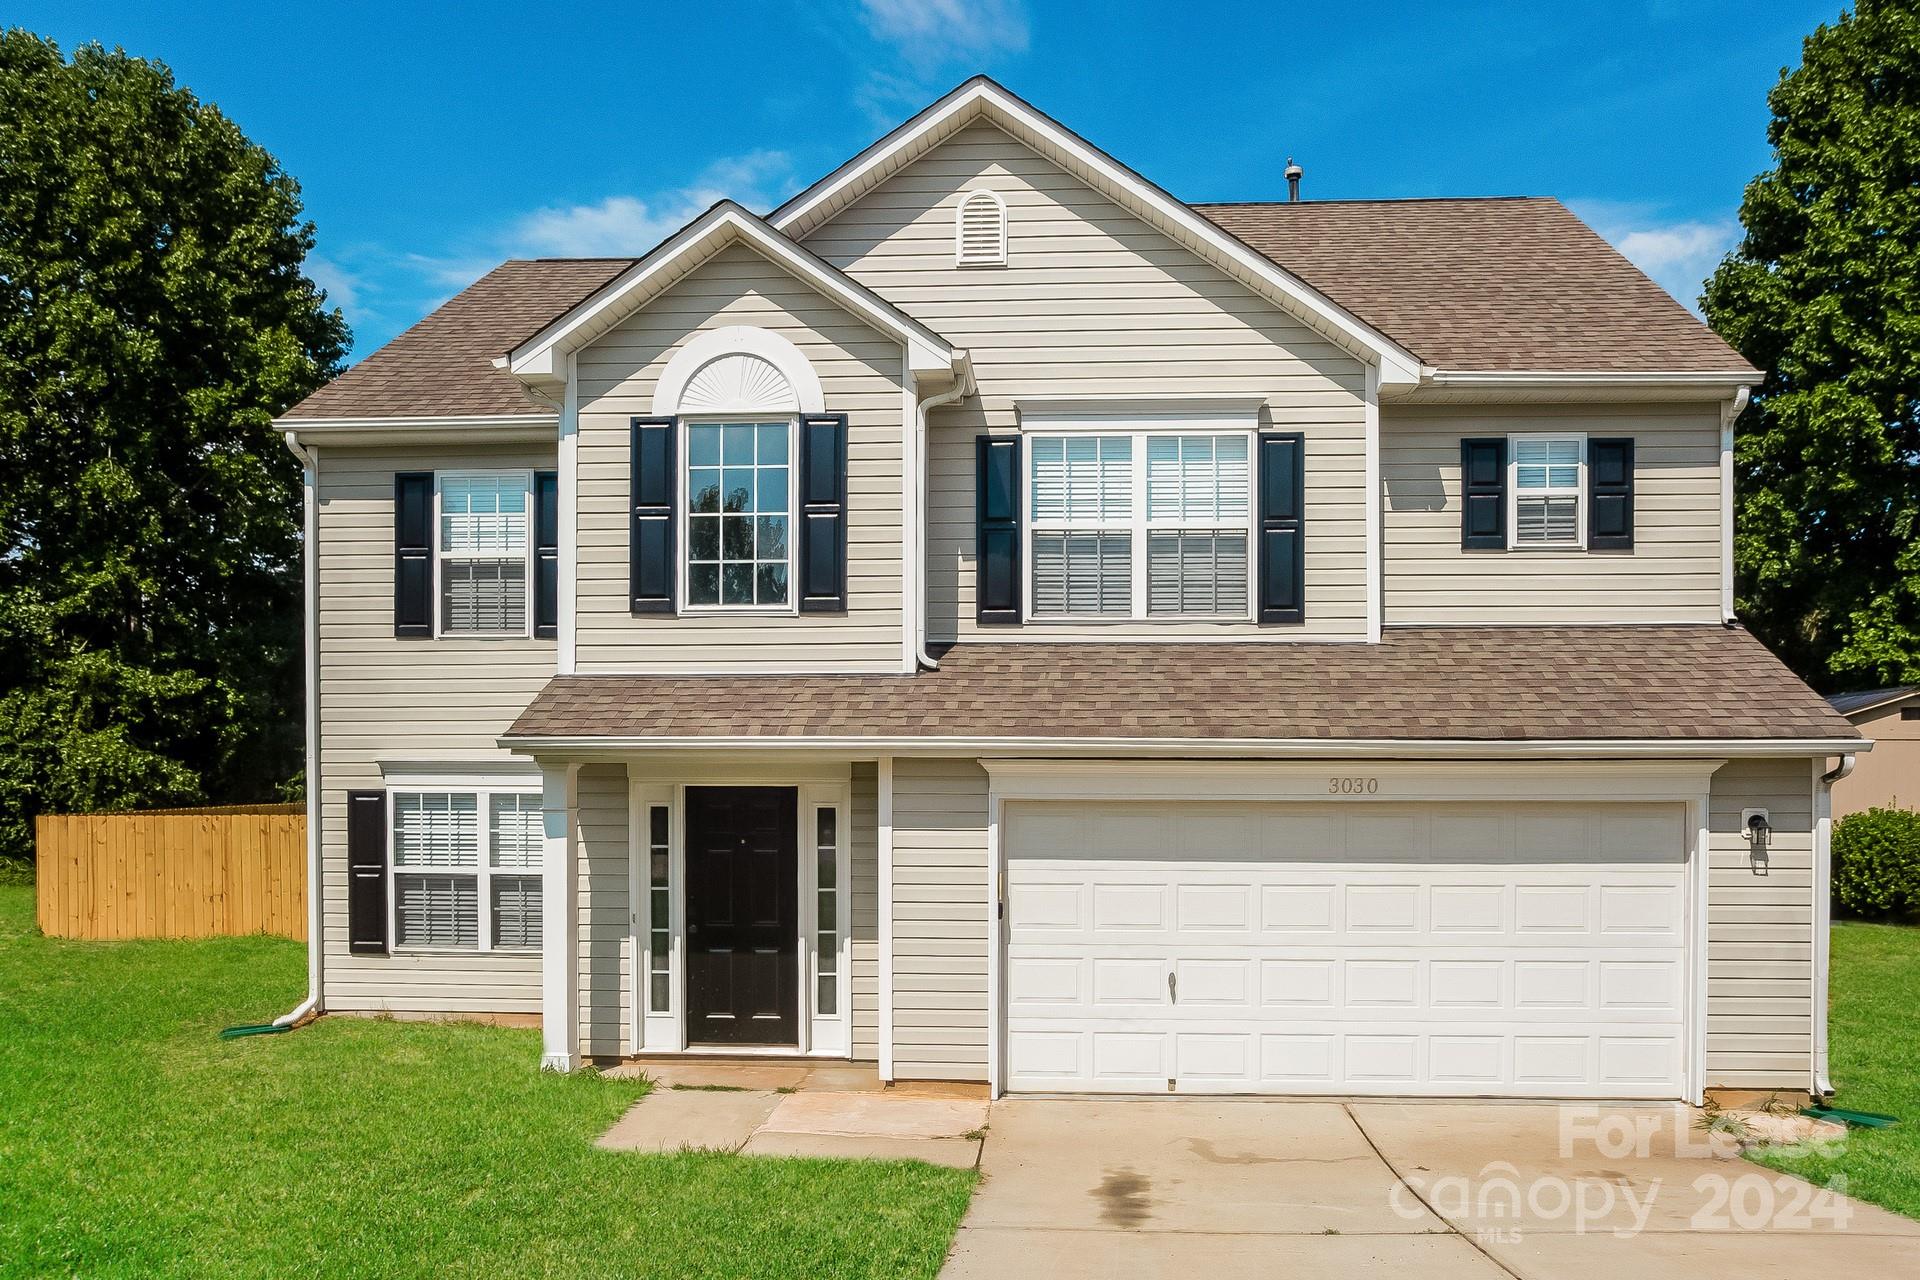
[1832,806,1920,919]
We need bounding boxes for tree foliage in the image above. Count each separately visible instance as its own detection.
[1705,1,1920,688]
[0,32,347,861]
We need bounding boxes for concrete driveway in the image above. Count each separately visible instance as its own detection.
[940,1099,1920,1279]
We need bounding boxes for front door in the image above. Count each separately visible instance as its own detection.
[685,787,798,1046]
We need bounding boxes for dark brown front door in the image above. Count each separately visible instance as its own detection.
[685,786,798,1046]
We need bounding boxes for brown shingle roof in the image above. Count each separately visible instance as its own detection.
[506,626,1850,744]
[1197,197,1755,375]
[282,258,635,419]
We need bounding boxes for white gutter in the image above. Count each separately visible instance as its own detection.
[1720,386,1751,624]
[1812,752,1856,1097]
[501,733,1867,760]
[910,354,976,670]
[276,431,324,1028]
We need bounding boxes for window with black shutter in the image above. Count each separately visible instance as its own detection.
[533,470,559,638]
[797,414,849,613]
[1587,438,1635,550]
[393,473,433,637]
[1256,432,1305,624]
[976,435,1021,624]
[630,417,676,613]
[1460,438,1507,550]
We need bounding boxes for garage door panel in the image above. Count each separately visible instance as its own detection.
[1005,800,1690,1098]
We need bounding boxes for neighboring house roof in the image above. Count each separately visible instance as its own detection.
[1827,685,1920,717]
[281,257,636,420]
[504,626,1854,746]
[1195,198,1757,376]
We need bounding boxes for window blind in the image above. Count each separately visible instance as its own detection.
[490,876,542,950]
[1033,532,1131,615]
[1148,531,1248,615]
[441,560,527,633]
[489,794,541,869]
[393,793,478,868]
[395,874,478,948]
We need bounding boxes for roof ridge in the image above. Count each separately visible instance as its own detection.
[1191,195,1548,207]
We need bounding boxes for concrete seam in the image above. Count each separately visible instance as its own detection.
[1341,1102,1529,1280]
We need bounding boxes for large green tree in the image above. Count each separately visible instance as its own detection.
[1705,1,1920,689]
[0,33,347,862]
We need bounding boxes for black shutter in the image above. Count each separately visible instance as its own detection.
[533,470,559,638]
[1257,432,1306,625]
[346,789,388,956]
[630,417,675,614]
[798,414,849,613]
[1460,438,1507,550]
[976,435,1021,625]
[393,472,433,637]
[1588,437,1635,550]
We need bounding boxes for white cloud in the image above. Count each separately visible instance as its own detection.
[860,0,1029,70]
[305,254,362,312]
[507,150,795,258]
[1570,199,1739,313]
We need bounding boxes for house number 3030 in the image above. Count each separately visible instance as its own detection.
[1328,777,1379,795]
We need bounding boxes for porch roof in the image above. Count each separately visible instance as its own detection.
[502,626,1856,749]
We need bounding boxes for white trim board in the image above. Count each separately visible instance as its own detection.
[504,735,1862,761]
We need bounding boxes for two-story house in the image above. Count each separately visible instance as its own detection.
[276,78,1861,1103]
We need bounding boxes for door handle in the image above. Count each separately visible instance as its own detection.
[1168,970,1177,1003]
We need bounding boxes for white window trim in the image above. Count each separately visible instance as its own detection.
[954,188,1008,267]
[387,781,544,954]
[1022,426,1257,623]
[433,469,535,638]
[676,415,801,616]
[1506,431,1587,551]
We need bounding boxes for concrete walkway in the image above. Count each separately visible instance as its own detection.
[596,1060,987,1168]
[939,1099,1920,1279]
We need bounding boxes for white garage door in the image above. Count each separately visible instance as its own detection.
[1004,800,1690,1098]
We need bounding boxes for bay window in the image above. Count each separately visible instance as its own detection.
[1027,429,1253,619]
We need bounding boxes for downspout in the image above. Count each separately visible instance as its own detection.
[267,430,324,1029]
[1812,752,1855,1097]
[1719,386,1750,625]
[910,353,975,670]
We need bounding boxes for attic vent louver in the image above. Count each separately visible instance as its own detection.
[955,189,1007,267]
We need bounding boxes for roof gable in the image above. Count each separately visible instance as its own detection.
[770,76,1423,387]
[505,201,960,388]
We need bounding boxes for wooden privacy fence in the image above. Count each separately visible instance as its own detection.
[35,805,307,941]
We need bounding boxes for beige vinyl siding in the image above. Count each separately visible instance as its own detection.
[574,241,906,673]
[577,764,628,1058]
[1705,758,1815,1090]
[890,758,990,1081]
[316,444,555,1014]
[851,762,881,1061]
[1830,700,1920,819]
[1383,404,1724,624]
[801,121,1369,642]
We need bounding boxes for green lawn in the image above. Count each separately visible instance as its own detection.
[0,885,974,1278]
[1748,920,1920,1219]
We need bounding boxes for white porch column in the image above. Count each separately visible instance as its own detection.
[878,756,895,1084]
[541,763,581,1072]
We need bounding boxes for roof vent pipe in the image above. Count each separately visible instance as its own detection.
[1285,157,1303,202]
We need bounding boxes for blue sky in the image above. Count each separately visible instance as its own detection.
[18,0,1842,359]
